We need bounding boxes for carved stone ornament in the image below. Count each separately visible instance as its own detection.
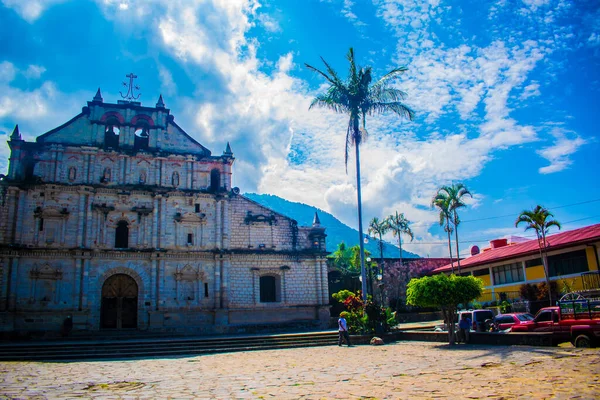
[174,265,204,282]
[174,212,205,224]
[131,205,153,215]
[92,203,116,214]
[30,264,63,280]
[34,206,70,219]
[244,211,277,226]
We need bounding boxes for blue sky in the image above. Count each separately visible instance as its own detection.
[1,0,599,257]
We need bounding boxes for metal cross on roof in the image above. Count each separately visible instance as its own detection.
[120,72,141,101]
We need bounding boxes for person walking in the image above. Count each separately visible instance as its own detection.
[458,313,471,344]
[338,312,352,346]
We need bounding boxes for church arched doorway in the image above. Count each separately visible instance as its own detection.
[100,274,138,329]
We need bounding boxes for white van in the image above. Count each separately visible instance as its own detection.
[456,309,495,331]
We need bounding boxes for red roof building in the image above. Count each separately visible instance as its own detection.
[432,224,600,304]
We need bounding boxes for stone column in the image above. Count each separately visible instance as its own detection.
[215,200,222,249]
[160,160,166,187]
[90,154,97,184]
[160,197,167,248]
[52,148,59,182]
[315,258,322,305]
[14,190,25,244]
[152,196,159,248]
[56,149,64,182]
[214,255,221,309]
[84,193,94,247]
[321,258,328,305]
[8,257,19,311]
[152,257,159,310]
[186,160,192,189]
[77,192,86,246]
[6,188,18,243]
[222,200,230,249]
[221,256,230,308]
[136,214,142,249]
[281,267,287,304]
[1,257,11,311]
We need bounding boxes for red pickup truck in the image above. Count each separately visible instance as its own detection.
[511,297,600,347]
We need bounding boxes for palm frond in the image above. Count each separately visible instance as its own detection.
[304,63,336,85]
[367,102,415,120]
[371,66,409,89]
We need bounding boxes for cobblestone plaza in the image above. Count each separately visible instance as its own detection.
[1,341,598,399]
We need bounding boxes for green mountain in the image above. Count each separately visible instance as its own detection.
[244,193,420,259]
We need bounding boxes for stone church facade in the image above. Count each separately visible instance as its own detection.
[0,89,329,335]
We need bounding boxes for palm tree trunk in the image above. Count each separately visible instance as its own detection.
[540,232,552,306]
[398,236,404,267]
[396,236,404,312]
[379,233,385,305]
[454,211,461,274]
[446,215,454,274]
[355,142,368,302]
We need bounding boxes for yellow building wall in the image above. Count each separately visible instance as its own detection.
[586,247,599,271]
[554,276,585,292]
[495,284,522,293]
[525,265,545,281]
[478,274,491,287]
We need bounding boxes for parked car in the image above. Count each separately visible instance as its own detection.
[511,297,600,347]
[493,313,534,331]
[456,309,496,332]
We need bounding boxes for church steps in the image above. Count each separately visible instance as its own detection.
[0,331,339,361]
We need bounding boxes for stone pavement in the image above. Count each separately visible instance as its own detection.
[0,341,598,399]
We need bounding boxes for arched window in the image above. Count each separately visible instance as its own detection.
[260,275,279,303]
[115,220,129,248]
[133,124,149,151]
[210,169,220,192]
[104,118,120,149]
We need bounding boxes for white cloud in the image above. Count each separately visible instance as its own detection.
[0,63,60,120]
[341,0,367,27]
[520,82,541,100]
[537,127,586,174]
[1,0,66,22]
[257,13,281,33]
[0,61,17,83]
[157,64,177,96]
[23,65,46,79]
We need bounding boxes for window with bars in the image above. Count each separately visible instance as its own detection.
[548,250,588,277]
[492,262,524,285]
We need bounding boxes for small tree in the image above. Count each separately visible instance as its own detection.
[406,274,483,344]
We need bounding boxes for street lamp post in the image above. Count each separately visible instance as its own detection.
[377,273,384,306]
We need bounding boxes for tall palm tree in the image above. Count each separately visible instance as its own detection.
[432,194,455,274]
[515,205,561,305]
[386,211,414,268]
[306,48,414,301]
[436,183,472,273]
[386,211,414,309]
[368,217,389,303]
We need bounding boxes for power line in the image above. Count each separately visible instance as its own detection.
[397,214,600,246]
[461,198,600,224]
